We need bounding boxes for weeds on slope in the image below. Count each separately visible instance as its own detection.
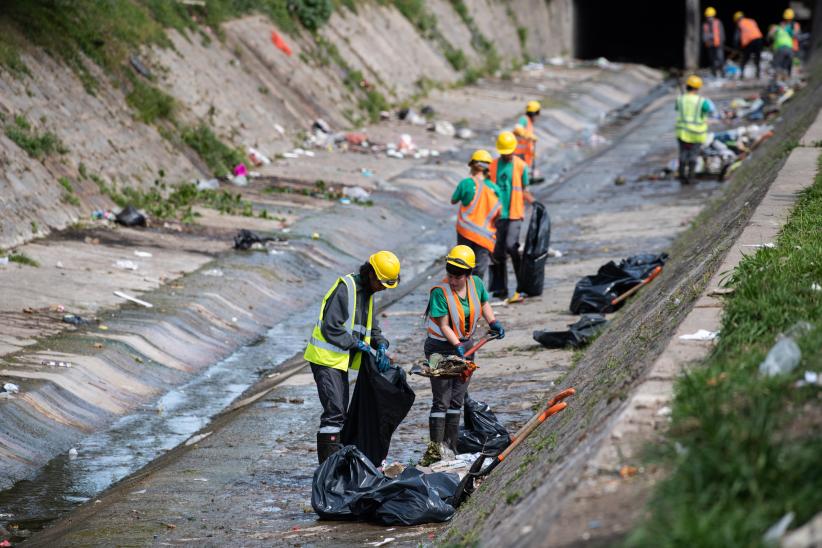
[628,156,822,547]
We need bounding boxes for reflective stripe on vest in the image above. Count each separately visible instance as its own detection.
[303,274,373,371]
[489,157,526,220]
[456,179,500,252]
[426,277,480,341]
[703,18,721,47]
[676,94,708,144]
[738,18,763,48]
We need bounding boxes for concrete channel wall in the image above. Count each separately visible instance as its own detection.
[0,58,662,495]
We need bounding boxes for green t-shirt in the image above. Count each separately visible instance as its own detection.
[517,115,529,129]
[495,159,529,219]
[429,275,489,334]
[451,177,501,206]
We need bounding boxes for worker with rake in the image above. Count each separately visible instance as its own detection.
[420,245,504,466]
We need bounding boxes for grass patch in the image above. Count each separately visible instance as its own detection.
[181,124,245,177]
[109,180,255,221]
[3,114,68,159]
[125,74,176,123]
[628,156,822,547]
[7,252,40,267]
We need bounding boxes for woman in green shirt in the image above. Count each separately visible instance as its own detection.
[420,245,505,465]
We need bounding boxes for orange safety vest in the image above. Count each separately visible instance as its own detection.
[514,117,535,168]
[489,156,527,221]
[703,18,721,47]
[738,18,763,48]
[426,277,481,341]
[456,179,501,252]
[791,21,800,52]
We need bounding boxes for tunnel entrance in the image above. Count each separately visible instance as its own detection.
[574,0,686,68]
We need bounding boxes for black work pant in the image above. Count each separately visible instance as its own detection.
[424,337,474,417]
[740,38,763,79]
[489,218,523,297]
[706,46,724,77]
[457,233,491,284]
[310,363,349,433]
[677,139,701,183]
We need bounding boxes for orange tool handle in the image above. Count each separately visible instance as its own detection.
[511,388,576,441]
[610,266,663,306]
[498,401,567,463]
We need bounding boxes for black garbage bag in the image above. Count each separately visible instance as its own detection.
[341,353,416,466]
[352,467,459,525]
[311,445,386,520]
[533,314,608,349]
[457,397,511,454]
[233,229,264,250]
[618,253,668,280]
[115,205,146,227]
[518,202,551,296]
[569,253,668,314]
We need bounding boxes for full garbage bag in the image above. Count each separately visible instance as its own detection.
[518,202,551,296]
[341,353,415,466]
[312,445,458,525]
[570,253,667,314]
[457,397,510,454]
[533,314,608,349]
[115,205,147,227]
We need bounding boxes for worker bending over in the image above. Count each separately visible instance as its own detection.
[452,149,501,282]
[675,75,717,185]
[420,245,503,465]
[733,12,763,79]
[304,251,400,463]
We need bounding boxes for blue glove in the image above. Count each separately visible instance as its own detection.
[376,344,391,373]
[455,344,466,358]
[356,340,371,354]
[490,321,505,339]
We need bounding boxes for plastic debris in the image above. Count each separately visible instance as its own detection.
[68,447,78,459]
[0,256,8,266]
[185,431,212,446]
[434,120,455,137]
[368,538,395,547]
[679,329,718,341]
[619,465,638,478]
[311,232,320,240]
[811,283,821,291]
[114,260,139,271]
[534,314,608,349]
[759,337,801,377]
[196,178,220,190]
[270,29,292,56]
[92,210,116,221]
[456,128,474,139]
[457,397,510,455]
[42,359,72,368]
[247,147,271,166]
[3,383,20,394]
[342,186,370,200]
[62,314,88,326]
[763,512,794,544]
[548,247,563,258]
[397,134,415,153]
[203,268,224,277]
[115,205,147,227]
[113,291,153,308]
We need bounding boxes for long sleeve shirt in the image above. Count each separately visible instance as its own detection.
[319,274,388,352]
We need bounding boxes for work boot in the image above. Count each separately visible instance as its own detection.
[444,412,462,454]
[420,417,446,466]
[316,432,342,464]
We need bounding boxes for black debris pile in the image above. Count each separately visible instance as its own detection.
[570,253,667,314]
[533,314,608,349]
[457,397,510,455]
[115,205,147,227]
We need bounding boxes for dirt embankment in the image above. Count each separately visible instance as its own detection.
[443,42,822,548]
[0,0,572,249]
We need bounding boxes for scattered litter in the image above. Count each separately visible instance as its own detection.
[0,256,8,266]
[361,168,374,177]
[679,329,718,341]
[231,164,248,186]
[811,283,821,291]
[196,178,220,190]
[129,55,151,78]
[742,243,775,249]
[570,253,667,314]
[397,134,415,154]
[185,431,212,446]
[434,120,455,137]
[457,397,510,455]
[62,314,88,326]
[339,198,351,205]
[456,128,473,139]
[92,210,116,221]
[3,383,20,394]
[132,489,147,495]
[203,268,224,277]
[270,29,292,56]
[547,247,563,258]
[342,186,371,201]
[113,291,153,308]
[68,447,78,459]
[114,260,139,271]
[42,359,72,368]
[547,57,565,66]
[247,147,271,166]
[311,232,320,240]
[115,205,147,227]
[274,124,285,135]
[234,229,277,250]
[133,251,152,259]
[313,119,331,134]
[534,314,608,349]
[759,336,801,377]
[619,465,638,478]
[368,538,395,547]
[763,512,794,544]
[98,325,109,331]
[382,462,405,479]
[656,406,672,417]
[802,371,819,385]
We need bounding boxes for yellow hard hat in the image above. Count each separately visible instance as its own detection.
[445,245,476,270]
[496,131,517,155]
[734,11,744,22]
[469,149,493,166]
[526,100,541,113]
[369,250,401,288]
[704,6,716,17]
[783,8,794,20]
[686,74,703,89]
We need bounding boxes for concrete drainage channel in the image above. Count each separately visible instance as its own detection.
[0,65,665,540]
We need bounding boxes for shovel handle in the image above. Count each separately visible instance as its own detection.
[610,266,662,306]
[511,388,576,440]
[498,402,567,463]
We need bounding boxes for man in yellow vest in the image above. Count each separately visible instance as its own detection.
[514,101,540,171]
[489,131,530,302]
[769,15,795,80]
[675,75,717,185]
[733,12,764,79]
[702,7,725,77]
[303,250,401,463]
[452,149,501,282]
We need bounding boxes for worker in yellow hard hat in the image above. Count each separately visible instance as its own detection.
[733,11,764,79]
[775,8,801,76]
[451,149,501,282]
[675,75,717,184]
[702,7,725,77]
[420,245,503,465]
[488,131,531,303]
[513,101,540,171]
[304,250,400,463]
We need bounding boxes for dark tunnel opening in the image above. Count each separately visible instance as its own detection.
[575,0,817,69]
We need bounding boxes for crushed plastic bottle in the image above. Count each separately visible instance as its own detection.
[758,322,813,377]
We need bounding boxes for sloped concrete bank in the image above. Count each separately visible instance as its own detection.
[442,48,822,548]
[0,62,662,529]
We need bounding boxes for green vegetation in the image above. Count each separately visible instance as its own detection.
[181,124,245,177]
[629,157,822,547]
[3,114,68,159]
[7,251,40,267]
[58,176,81,207]
[108,181,254,221]
[125,75,176,123]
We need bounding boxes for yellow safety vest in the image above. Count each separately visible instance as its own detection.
[676,93,708,144]
[303,274,373,371]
